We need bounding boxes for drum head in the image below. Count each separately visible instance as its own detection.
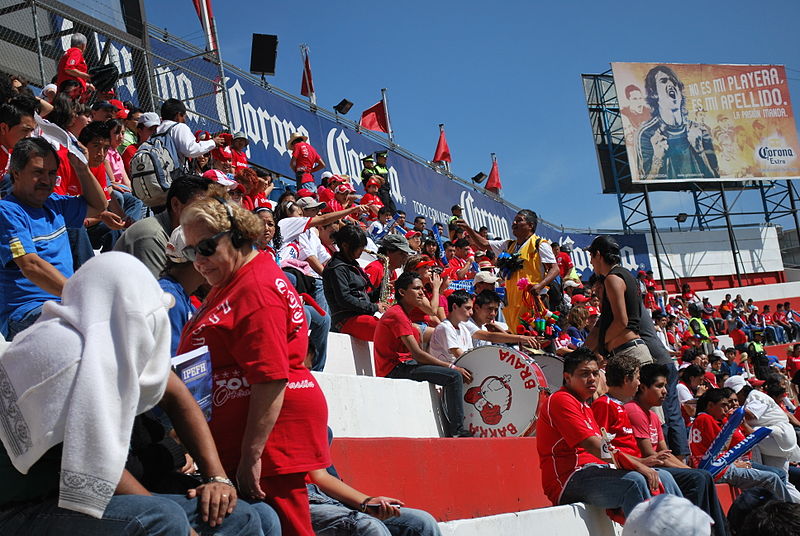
[526,352,564,394]
[455,345,546,438]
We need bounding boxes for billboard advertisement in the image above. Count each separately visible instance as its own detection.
[611,62,800,183]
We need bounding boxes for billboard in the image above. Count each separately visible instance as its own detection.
[611,62,800,183]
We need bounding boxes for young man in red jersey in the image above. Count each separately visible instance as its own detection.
[594,358,728,535]
[536,347,656,517]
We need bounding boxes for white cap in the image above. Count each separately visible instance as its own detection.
[137,112,161,128]
[474,272,499,285]
[623,494,713,536]
[41,83,57,96]
[166,226,189,263]
[723,375,747,393]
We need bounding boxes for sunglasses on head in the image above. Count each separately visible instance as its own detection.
[182,231,230,262]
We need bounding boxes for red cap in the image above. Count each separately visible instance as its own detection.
[414,259,436,270]
[748,378,766,387]
[296,188,316,199]
[365,177,381,188]
[587,306,599,316]
[334,183,355,194]
[405,230,421,239]
[572,294,589,304]
[211,146,232,162]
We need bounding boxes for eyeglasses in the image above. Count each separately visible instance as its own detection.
[181,231,230,262]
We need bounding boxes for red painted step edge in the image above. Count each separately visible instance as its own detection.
[330,437,737,522]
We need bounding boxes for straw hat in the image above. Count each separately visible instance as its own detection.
[286,132,308,150]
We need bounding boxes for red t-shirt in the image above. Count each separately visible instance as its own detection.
[292,142,322,184]
[122,143,139,175]
[177,253,330,476]
[231,149,248,172]
[730,329,748,347]
[318,186,334,205]
[53,145,80,196]
[361,193,383,221]
[363,259,396,292]
[56,47,88,91]
[688,413,745,475]
[374,304,418,377]
[624,401,664,453]
[408,287,446,325]
[0,145,9,176]
[555,251,573,278]
[90,164,112,200]
[537,388,606,505]
[448,255,475,280]
[787,356,800,377]
[591,394,640,457]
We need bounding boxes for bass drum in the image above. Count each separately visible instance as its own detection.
[454,345,548,438]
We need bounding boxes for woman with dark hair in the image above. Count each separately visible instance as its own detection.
[587,235,652,366]
[677,364,708,424]
[178,187,330,534]
[373,271,473,437]
[403,255,447,328]
[422,239,443,267]
[254,206,280,259]
[322,224,387,341]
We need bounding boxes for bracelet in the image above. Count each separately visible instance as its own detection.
[204,476,235,487]
[449,363,456,369]
[359,496,373,513]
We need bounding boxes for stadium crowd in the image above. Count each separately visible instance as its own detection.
[0,33,798,536]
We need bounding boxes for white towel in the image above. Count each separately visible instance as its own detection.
[0,252,172,518]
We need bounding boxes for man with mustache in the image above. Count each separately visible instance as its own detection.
[0,137,107,339]
[636,65,719,181]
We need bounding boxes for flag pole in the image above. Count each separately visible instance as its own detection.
[300,44,316,106]
[439,123,449,172]
[199,0,233,128]
[381,88,394,143]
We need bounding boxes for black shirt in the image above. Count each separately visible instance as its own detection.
[598,266,642,352]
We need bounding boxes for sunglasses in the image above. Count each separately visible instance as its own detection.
[182,231,230,262]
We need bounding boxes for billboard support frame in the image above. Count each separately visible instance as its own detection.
[642,185,667,290]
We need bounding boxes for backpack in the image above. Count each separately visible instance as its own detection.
[130,123,185,208]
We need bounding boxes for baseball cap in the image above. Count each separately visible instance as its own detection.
[334,183,355,194]
[137,112,160,128]
[572,294,589,304]
[296,188,316,199]
[365,177,381,188]
[712,349,727,361]
[748,377,766,387]
[166,226,189,263]
[296,197,327,211]
[474,272,499,285]
[587,306,600,317]
[622,494,713,536]
[405,230,421,239]
[40,83,57,97]
[723,375,747,393]
[202,169,237,188]
[381,234,415,255]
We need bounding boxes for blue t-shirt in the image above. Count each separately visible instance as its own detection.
[158,275,196,356]
[0,193,86,324]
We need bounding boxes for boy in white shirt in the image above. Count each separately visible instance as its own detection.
[430,290,475,363]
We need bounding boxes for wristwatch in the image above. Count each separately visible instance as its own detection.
[204,476,235,487]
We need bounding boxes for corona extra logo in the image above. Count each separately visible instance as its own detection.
[460,192,511,240]
[757,144,796,166]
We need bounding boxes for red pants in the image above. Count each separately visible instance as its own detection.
[261,472,314,536]
[339,315,378,341]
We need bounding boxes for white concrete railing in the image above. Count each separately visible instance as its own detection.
[437,503,621,536]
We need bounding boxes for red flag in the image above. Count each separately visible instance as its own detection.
[433,125,451,163]
[359,101,389,133]
[300,47,315,103]
[486,157,502,193]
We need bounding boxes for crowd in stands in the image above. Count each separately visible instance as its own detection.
[0,32,799,536]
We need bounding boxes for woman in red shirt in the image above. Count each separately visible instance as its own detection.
[178,188,330,536]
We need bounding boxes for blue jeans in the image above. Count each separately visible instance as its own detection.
[387,361,466,437]
[720,463,793,502]
[0,492,263,535]
[67,227,95,270]
[114,190,145,223]
[559,465,666,517]
[243,500,282,536]
[307,302,331,372]
[306,484,440,536]
[7,304,44,340]
[663,363,690,455]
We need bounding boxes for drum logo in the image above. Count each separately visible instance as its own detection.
[464,375,512,425]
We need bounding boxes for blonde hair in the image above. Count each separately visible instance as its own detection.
[568,305,589,327]
[180,185,263,244]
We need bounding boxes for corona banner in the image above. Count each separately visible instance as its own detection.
[611,62,800,183]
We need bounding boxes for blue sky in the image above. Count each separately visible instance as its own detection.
[145,0,800,231]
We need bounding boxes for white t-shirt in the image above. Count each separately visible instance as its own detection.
[430,319,474,364]
[676,382,694,404]
[464,318,489,348]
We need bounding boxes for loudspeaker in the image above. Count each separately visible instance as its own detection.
[333,99,353,115]
[250,34,278,76]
